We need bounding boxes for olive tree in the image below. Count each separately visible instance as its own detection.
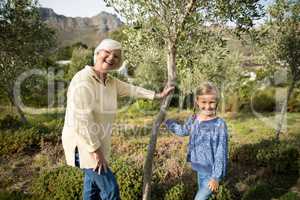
[260,0,300,140]
[0,0,56,123]
[103,1,263,199]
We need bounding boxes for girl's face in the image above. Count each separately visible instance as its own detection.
[196,93,218,117]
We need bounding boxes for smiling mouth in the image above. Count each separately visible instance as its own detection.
[104,61,113,65]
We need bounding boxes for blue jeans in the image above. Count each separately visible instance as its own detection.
[75,147,120,200]
[83,168,120,200]
[194,173,213,200]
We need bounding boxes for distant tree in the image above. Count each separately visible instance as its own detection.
[260,0,300,140]
[66,47,93,80]
[0,0,56,123]
[108,25,128,42]
[53,42,89,61]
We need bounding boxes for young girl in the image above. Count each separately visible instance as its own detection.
[165,82,228,200]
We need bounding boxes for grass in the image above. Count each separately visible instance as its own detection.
[0,106,300,199]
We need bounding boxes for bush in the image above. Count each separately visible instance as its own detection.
[256,143,299,173]
[231,140,299,174]
[0,127,42,156]
[66,47,93,80]
[0,191,31,200]
[241,183,273,200]
[251,88,276,112]
[125,99,160,116]
[230,143,258,165]
[279,192,300,200]
[164,182,185,200]
[114,125,152,137]
[31,166,83,200]
[210,184,233,200]
[163,181,232,200]
[110,158,143,200]
[43,119,64,132]
[288,90,300,112]
[0,114,23,130]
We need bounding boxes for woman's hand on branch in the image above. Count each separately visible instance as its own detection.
[155,85,175,99]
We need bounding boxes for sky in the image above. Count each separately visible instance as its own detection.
[38,0,117,18]
[39,0,273,19]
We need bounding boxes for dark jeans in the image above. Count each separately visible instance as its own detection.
[75,147,120,200]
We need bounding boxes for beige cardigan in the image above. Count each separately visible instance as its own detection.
[62,65,155,169]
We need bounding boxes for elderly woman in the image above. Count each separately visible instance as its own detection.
[62,39,173,200]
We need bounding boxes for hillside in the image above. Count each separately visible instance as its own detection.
[39,7,123,47]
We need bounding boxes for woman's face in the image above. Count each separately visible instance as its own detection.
[196,93,218,117]
[96,49,122,72]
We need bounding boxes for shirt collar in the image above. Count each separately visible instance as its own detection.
[85,65,112,85]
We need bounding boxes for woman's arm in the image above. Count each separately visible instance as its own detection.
[153,86,175,99]
[116,78,174,100]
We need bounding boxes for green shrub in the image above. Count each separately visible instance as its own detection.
[163,182,232,200]
[110,158,143,200]
[43,119,64,132]
[279,192,300,200]
[251,89,276,112]
[0,128,41,156]
[288,90,300,112]
[0,191,31,200]
[230,142,259,165]
[126,99,159,116]
[0,114,23,130]
[31,166,83,200]
[231,140,299,174]
[114,125,152,137]
[210,184,233,200]
[164,182,185,200]
[256,143,299,173]
[242,183,273,200]
[66,47,93,80]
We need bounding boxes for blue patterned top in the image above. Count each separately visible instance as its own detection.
[165,116,228,181]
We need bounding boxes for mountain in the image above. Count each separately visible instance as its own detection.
[39,7,123,47]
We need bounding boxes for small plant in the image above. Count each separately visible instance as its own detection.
[125,99,159,117]
[31,166,83,200]
[0,115,23,130]
[110,158,143,200]
[242,183,273,200]
[0,128,41,156]
[251,88,276,112]
[279,192,300,200]
[210,184,233,200]
[0,191,31,200]
[256,143,299,174]
[164,182,185,200]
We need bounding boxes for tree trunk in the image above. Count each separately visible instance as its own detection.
[8,92,28,124]
[220,90,226,115]
[275,78,296,141]
[231,93,239,118]
[142,39,176,200]
[179,93,185,110]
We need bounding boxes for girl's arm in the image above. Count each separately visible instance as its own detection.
[211,121,228,182]
[164,116,194,136]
